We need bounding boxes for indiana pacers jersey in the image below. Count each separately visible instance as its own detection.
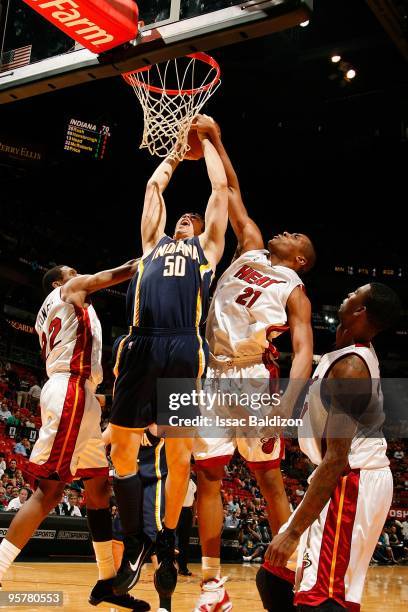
[110,235,213,429]
[126,235,213,330]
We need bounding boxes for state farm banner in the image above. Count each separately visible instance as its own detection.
[21,0,139,52]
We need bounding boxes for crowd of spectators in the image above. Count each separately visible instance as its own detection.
[0,360,407,567]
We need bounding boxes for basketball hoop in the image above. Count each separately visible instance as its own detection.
[122,52,221,160]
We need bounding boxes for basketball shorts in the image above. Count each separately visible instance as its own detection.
[27,373,108,483]
[110,328,208,429]
[193,360,284,471]
[266,466,393,610]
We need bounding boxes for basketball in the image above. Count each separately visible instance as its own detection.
[184,128,204,160]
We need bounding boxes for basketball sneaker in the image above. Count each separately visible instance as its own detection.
[89,577,150,610]
[113,534,154,595]
[154,528,178,598]
[193,576,232,611]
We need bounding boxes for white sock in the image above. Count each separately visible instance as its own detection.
[202,556,221,582]
[0,539,21,581]
[92,541,116,581]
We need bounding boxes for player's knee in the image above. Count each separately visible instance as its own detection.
[256,567,296,612]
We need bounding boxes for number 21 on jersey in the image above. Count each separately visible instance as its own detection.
[236,287,262,308]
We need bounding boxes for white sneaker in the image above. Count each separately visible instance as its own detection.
[193,576,232,611]
[242,556,251,562]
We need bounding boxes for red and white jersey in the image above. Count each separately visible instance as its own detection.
[299,343,389,470]
[35,287,103,386]
[206,249,303,357]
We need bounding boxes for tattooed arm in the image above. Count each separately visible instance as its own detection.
[265,353,371,566]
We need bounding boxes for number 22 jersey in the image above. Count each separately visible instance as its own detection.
[35,287,103,386]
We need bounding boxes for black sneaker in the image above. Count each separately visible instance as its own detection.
[178,568,192,576]
[113,535,154,595]
[89,578,150,610]
[154,529,178,598]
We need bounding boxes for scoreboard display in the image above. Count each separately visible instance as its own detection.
[64,118,111,159]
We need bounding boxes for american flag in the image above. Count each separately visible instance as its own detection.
[0,45,32,73]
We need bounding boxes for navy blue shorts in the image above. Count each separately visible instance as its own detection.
[110,327,208,429]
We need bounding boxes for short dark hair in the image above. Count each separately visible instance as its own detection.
[42,265,65,295]
[365,283,401,332]
[300,237,316,274]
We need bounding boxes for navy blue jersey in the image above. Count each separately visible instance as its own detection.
[126,235,212,330]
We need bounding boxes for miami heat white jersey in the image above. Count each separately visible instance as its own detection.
[299,343,389,469]
[35,287,103,386]
[206,249,303,357]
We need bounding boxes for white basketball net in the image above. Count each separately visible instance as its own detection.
[123,54,221,161]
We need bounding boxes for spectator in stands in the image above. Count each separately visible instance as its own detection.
[377,527,397,564]
[228,496,240,513]
[224,510,240,529]
[14,438,29,457]
[0,454,6,475]
[21,438,32,458]
[66,491,83,517]
[5,484,13,501]
[24,416,35,429]
[5,459,17,479]
[6,409,21,428]
[388,524,408,560]
[28,379,42,411]
[240,519,264,563]
[77,493,87,517]
[0,401,11,421]
[0,486,8,510]
[52,493,69,516]
[6,487,30,511]
[401,519,408,546]
[14,469,24,488]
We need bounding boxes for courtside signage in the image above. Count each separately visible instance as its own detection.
[22,0,138,52]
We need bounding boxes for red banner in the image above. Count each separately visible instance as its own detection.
[388,507,408,520]
[22,0,138,52]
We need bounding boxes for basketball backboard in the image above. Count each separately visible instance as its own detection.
[0,0,313,103]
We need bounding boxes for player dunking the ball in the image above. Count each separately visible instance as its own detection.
[191,115,315,611]
[109,127,228,600]
[0,262,150,611]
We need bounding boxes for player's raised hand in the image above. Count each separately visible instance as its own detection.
[192,114,221,138]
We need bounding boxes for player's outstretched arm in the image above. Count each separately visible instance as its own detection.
[141,154,180,253]
[61,259,139,305]
[198,132,229,270]
[265,355,370,567]
[193,114,263,254]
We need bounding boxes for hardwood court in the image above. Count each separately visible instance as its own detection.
[3,562,408,611]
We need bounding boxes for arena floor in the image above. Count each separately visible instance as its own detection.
[3,562,408,611]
